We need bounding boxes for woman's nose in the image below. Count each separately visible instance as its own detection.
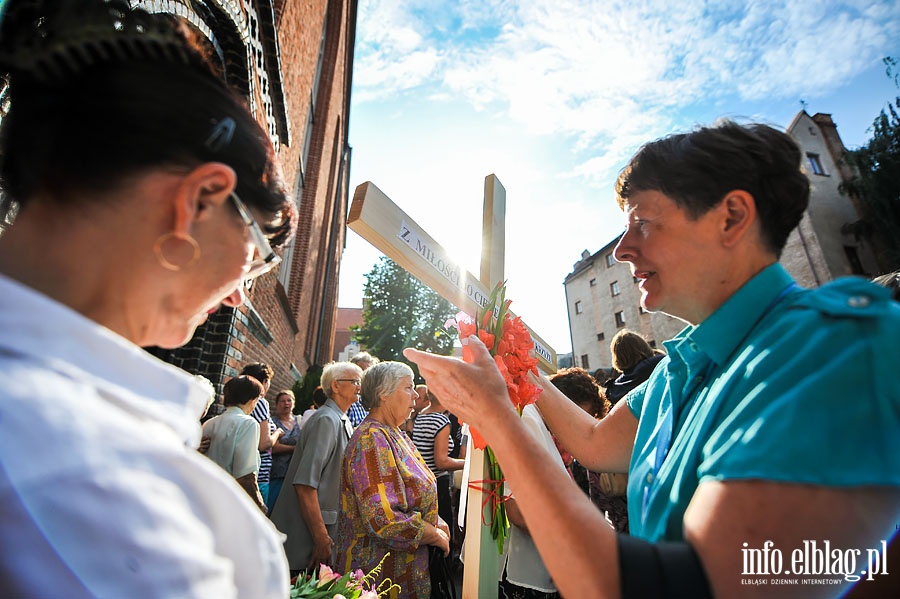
[221,284,245,308]
[613,229,636,263]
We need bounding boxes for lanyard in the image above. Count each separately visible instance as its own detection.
[641,281,798,522]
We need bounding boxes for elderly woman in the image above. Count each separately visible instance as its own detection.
[202,376,267,514]
[267,389,301,513]
[0,2,296,596]
[336,361,450,599]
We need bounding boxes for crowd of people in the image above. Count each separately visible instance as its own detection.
[2,2,897,598]
[199,349,634,599]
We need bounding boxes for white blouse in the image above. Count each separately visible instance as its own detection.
[0,273,288,598]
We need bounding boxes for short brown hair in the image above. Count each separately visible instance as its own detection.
[240,362,274,385]
[616,120,809,257]
[223,375,264,407]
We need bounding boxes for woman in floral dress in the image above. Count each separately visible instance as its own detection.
[337,362,451,598]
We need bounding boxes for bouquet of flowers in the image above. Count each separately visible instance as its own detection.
[289,555,399,599]
[443,281,542,553]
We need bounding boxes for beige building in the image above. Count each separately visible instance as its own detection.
[565,111,879,373]
[565,241,685,373]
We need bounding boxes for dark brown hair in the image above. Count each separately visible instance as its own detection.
[550,367,611,419]
[223,375,264,407]
[240,362,275,385]
[610,330,655,373]
[0,0,295,245]
[616,120,809,257]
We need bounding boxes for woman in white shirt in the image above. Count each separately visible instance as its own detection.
[0,2,296,597]
[203,376,267,513]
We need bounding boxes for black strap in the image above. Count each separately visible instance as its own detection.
[618,534,712,598]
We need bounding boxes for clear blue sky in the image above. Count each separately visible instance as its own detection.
[339,0,900,354]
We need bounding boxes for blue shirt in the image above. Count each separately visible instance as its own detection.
[347,400,369,427]
[627,263,900,542]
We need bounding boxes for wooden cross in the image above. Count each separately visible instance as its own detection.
[347,175,557,598]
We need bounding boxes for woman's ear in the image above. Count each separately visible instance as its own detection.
[171,162,238,235]
[719,189,757,248]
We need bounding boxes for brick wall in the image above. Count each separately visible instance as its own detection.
[242,0,356,395]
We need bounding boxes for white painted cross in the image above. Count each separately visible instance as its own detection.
[347,175,557,598]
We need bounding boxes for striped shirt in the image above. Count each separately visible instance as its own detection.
[250,397,273,483]
[411,411,452,476]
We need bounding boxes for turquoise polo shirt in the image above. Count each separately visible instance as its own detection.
[627,263,900,542]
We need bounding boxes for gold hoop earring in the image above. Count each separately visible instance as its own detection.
[153,232,201,271]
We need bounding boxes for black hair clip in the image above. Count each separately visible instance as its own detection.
[204,117,236,153]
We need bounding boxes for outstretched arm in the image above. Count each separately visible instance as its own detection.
[532,375,637,473]
[405,337,620,598]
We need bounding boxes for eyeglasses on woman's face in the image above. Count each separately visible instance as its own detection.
[229,191,281,280]
[337,379,362,387]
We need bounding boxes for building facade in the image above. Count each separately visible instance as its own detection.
[565,111,880,373]
[780,112,879,285]
[131,0,358,397]
[332,306,363,362]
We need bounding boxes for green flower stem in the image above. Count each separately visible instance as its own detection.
[485,446,510,554]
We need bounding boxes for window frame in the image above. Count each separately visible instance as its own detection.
[807,152,827,176]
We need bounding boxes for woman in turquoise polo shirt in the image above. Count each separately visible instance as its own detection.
[406,121,900,598]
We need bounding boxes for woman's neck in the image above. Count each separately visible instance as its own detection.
[0,197,158,345]
[368,407,401,429]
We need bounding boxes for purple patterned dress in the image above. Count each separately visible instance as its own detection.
[336,417,439,599]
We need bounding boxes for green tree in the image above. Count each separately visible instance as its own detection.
[353,257,456,366]
[293,364,322,414]
[841,57,900,271]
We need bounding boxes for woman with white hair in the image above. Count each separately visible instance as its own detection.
[336,361,450,599]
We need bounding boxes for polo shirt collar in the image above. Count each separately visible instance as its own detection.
[321,398,345,416]
[322,398,354,437]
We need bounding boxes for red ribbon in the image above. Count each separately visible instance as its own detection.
[467,478,510,527]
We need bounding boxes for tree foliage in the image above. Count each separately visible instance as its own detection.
[841,57,900,271]
[293,364,322,414]
[352,257,456,365]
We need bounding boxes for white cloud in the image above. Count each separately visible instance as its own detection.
[354,0,900,135]
[353,0,445,101]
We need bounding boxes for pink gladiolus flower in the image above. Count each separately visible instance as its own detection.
[316,564,340,587]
